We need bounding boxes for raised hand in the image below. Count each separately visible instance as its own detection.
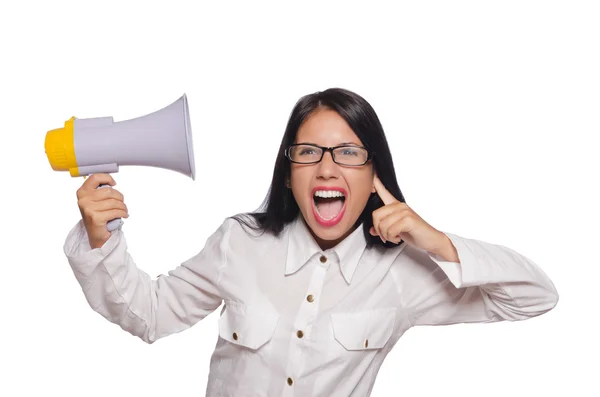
[370,175,449,255]
[76,173,129,249]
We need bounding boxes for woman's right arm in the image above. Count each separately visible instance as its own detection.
[62,174,229,344]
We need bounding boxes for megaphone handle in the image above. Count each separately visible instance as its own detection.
[97,183,124,232]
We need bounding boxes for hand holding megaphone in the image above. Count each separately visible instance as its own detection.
[76,173,129,249]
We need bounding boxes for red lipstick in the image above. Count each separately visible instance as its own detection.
[311,186,347,227]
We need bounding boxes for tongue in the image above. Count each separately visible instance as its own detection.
[316,198,344,220]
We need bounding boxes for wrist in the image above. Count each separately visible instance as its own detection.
[430,232,460,263]
[89,237,108,250]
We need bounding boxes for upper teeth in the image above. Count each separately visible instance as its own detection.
[314,190,345,198]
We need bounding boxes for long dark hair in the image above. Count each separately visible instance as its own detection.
[230,87,406,248]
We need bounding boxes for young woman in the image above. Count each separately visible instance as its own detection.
[64,88,559,396]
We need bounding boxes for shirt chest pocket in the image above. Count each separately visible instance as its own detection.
[218,300,280,350]
[330,307,397,351]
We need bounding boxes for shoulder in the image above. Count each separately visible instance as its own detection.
[210,213,290,263]
[217,212,287,244]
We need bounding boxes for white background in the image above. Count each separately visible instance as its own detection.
[1,1,598,396]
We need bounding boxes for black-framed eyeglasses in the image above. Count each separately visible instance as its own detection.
[285,143,373,166]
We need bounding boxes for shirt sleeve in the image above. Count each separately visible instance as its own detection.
[63,218,232,343]
[404,232,559,326]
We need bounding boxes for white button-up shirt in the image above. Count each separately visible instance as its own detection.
[63,214,558,397]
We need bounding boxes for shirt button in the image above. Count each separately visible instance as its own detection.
[364,339,369,348]
[297,330,304,338]
[287,377,294,386]
[233,332,238,341]
[319,255,327,263]
[307,294,314,303]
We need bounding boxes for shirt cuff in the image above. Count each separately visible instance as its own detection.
[63,220,122,273]
[427,232,480,289]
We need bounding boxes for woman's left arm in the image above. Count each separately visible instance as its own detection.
[371,175,559,325]
[410,231,559,325]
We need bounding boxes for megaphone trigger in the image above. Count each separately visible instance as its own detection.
[97,182,124,232]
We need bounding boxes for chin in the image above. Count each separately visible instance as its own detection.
[310,224,348,241]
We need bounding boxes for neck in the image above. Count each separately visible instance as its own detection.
[310,225,356,251]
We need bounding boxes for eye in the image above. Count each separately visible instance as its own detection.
[341,148,358,156]
[299,148,317,155]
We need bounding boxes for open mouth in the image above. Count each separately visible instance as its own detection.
[312,188,347,226]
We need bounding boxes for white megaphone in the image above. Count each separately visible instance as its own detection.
[45,94,195,231]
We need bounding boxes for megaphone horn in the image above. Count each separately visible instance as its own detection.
[45,94,196,231]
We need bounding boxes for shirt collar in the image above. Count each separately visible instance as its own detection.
[284,214,367,284]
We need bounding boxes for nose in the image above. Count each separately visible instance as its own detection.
[316,150,339,179]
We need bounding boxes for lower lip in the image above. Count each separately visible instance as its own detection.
[312,198,347,227]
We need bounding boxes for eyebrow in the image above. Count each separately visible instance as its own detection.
[301,141,361,146]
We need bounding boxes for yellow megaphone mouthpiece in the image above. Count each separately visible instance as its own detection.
[44,117,81,177]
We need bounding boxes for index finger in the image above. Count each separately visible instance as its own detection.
[81,173,116,191]
[373,175,397,205]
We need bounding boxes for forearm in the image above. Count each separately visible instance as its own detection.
[64,221,159,342]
